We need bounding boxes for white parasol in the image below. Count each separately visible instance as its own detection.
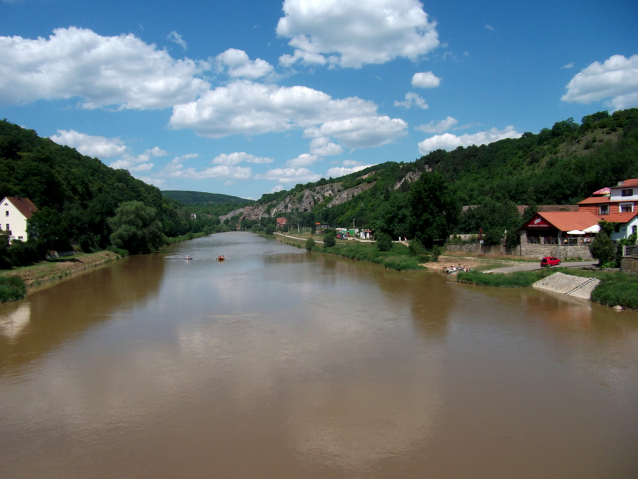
[566,229,585,235]
[583,224,601,234]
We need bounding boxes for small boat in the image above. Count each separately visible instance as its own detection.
[184,256,192,260]
[217,255,225,262]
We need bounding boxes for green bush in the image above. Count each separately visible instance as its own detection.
[106,246,129,257]
[408,239,425,256]
[7,240,39,267]
[323,232,336,247]
[0,276,27,302]
[265,225,275,235]
[305,237,316,251]
[590,232,616,266]
[376,232,393,252]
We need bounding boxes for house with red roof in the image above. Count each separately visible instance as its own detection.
[518,179,638,259]
[1,197,38,242]
[578,178,638,241]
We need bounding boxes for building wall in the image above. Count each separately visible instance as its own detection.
[518,231,593,260]
[610,187,638,202]
[1,200,28,242]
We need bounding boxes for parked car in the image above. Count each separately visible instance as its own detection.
[540,256,561,267]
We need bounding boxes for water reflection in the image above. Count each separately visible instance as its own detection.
[0,303,30,341]
[0,254,165,373]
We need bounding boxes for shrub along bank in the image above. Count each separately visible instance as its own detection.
[0,276,26,302]
[312,241,430,271]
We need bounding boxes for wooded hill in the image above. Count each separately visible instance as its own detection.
[228,108,638,242]
[0,120,218,255]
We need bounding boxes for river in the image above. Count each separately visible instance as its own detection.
[1,232,637,478]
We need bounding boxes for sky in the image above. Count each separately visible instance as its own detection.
[1,0,637,199]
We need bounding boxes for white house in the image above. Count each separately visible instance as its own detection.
[1,197,38,242]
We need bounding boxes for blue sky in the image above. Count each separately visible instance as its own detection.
[1,0,637,199]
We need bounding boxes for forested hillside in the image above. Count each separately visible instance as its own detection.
[234,108,638,245]
[0,120,218,261]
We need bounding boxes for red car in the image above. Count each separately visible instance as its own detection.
[541,256,561,267]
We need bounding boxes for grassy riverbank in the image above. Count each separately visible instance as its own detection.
[458,267,638,310]
[274,233,427,271]
[0,250,124,290]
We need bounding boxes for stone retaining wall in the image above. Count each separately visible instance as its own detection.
[621,256,638,274]
[519,243,593,260]
[445,244,519,255]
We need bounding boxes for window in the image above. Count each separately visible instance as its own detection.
[18,236,23,240]
[615,224,621,233]
[621,189,634,197]
[620,203,634,213]
[5,224,9,231]
[599,205,609,215]
[4,211,8,216]
[633,226,637,235]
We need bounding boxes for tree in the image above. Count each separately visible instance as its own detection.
[27,207,72,256]
[589,232,616,266]
[376,232,393,251]
[305,237,315,251]
[108,201,165,254]
[408,171,460,248]
[323,229,336,247]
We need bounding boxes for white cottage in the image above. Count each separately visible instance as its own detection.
[1,197,38,242]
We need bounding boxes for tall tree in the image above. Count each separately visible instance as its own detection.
[408,171,459,248]
[108,201,166,254]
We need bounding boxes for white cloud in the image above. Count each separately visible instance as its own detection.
[109,147,167,170]
[415,116,458,134]
[561,62,574,69]
[276,0,439,68]
[212,152,273,165]
[159,154,251,180]
[170,80,406,149]
[270,185,284,193]
[411,71,441,88]
[342,160,361,167]
[137,177,167,188]
[485,24,494,31]
[561,54,638,110]
[418,126,521,154]
[256,167,321,184]
[49,129,127,158]
[394,92,428,109]
[309,137,343,156]
[326,164,372,178]
[215,48,274,79]
[167,31,187,50]
[287,153,321,167]
[0,27,209,109]
[304,116,407,149]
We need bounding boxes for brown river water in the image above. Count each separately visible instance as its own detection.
[1,232,637,478]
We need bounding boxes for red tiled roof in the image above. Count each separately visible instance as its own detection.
[598,212,638,224]
[3,197,38,219]
[578,196,609,205]
[535,211,601,232]
[618,179,638,187]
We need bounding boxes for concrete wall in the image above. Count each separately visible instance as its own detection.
[621,256,638,274]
